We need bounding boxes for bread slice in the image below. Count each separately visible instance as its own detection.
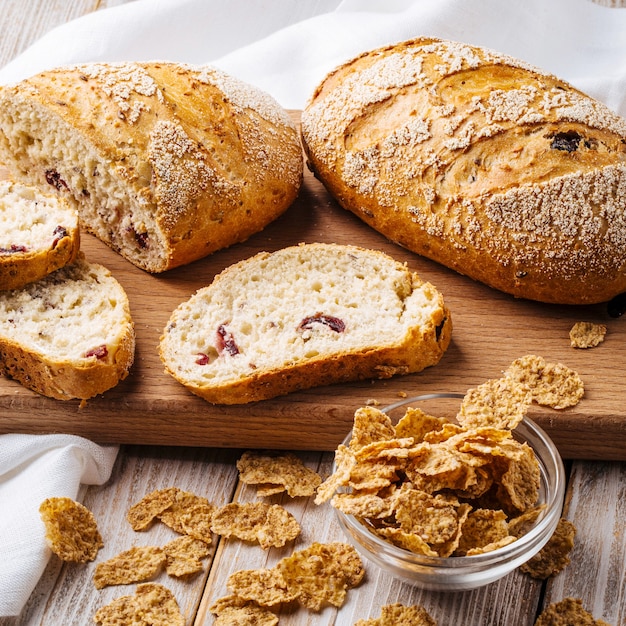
[0,62,302,273]
[159,243,451,404]
[0,253,135,400]
[0,179,79,290]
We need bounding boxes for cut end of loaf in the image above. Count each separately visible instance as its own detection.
[0,62,303,273]
[159,243,451,404]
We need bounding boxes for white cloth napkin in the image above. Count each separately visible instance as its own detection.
[1,0,625,617]
[0,435,117,616]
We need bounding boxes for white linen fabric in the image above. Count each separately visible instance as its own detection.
[0,435,117,616]
[0,0,625,617]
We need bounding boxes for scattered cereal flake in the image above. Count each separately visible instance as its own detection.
[534,597,611,626]
[347,457,402,491]
[456,508,509,556]
[39,497,103,563]
[227,568,298,607]
[457,377,532,430]
[133,583,185,626]
[354,602,437,626]
[277,542,365,611]
[394,488,461,545]
[179,502,216,543]
[375,527,438,556]
[570,321,607,349]
[331,491,397,519]
[93,593,141,626]
[158,490,213,534]
[93,545,166,589]
[163,535,210,578]
[521,518,576,579]
[349,406,396,450]
[314,444,357,504]
[505,355,584,409]
[93,583,184,626]
[211,501,300,549]
[394,406,449,441]
[127,487,180,531]
[210,595,279,626]
[236,451,322,497]
[497,442,541,514]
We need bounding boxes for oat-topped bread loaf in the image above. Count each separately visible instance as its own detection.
[0,253,135,400]
[0,62,303,273]
[159,243,451,404]
[301,38,626,305]
[0,179,79,290]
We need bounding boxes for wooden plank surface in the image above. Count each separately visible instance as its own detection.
[0,112,625,459]
[0,4,624,626]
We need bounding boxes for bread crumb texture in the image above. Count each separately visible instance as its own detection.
[0,62,302,272]
[301,38,626,304]
[0,254,135,399]
[159,243,451,404]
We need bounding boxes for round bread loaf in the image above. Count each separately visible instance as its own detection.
[159,243,451,404]
[0,179,79,290]
[0,62,303,273]
[0,253,135,400]
[301,38,626,305]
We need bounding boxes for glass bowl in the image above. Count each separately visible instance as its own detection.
[333,393,566,591]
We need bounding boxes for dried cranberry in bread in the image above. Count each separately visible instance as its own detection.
[301,38,626,305]
[0,179,79,290]
[0,253,135,400]
[0,62,303,272]
[159,243,451,405]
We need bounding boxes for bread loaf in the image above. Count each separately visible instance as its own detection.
[0,253,135,400]
[0,179,79,290]
[159,243,451,405]
[301,38,626,305]
[0,62,303,273]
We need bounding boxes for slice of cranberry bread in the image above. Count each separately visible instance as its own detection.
[159,243,452,404]
[0,253,135,400]
[0,179,79,290]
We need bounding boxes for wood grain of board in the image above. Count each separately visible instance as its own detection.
[0,113,625,459]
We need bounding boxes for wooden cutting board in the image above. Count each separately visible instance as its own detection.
[1,113,625,460]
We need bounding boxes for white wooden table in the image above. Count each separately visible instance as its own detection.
[0,2,625,625]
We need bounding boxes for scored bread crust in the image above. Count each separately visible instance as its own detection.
[0,62,303,273]
[0,254,135,400]
[301,38,626,305]
[159,243,452,405]
[0,180,80,290]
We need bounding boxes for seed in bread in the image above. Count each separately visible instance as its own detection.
[301,38,626,305]
[0,253,135,400]
[0,179,79,290]
[159,243,451,404]
[0,62,303,273]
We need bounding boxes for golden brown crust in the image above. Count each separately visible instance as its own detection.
[0,321,134,401]
[0,229,79,291]
[301,38,626,305]
[0,62,303,272]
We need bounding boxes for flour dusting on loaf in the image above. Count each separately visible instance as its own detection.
[159,243,451,404]
[301,38,626,304]
[0,62,303,273]
[0,254,135,400]
[0,179,79,290]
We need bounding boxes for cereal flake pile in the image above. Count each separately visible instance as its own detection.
[316,355,583,558]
